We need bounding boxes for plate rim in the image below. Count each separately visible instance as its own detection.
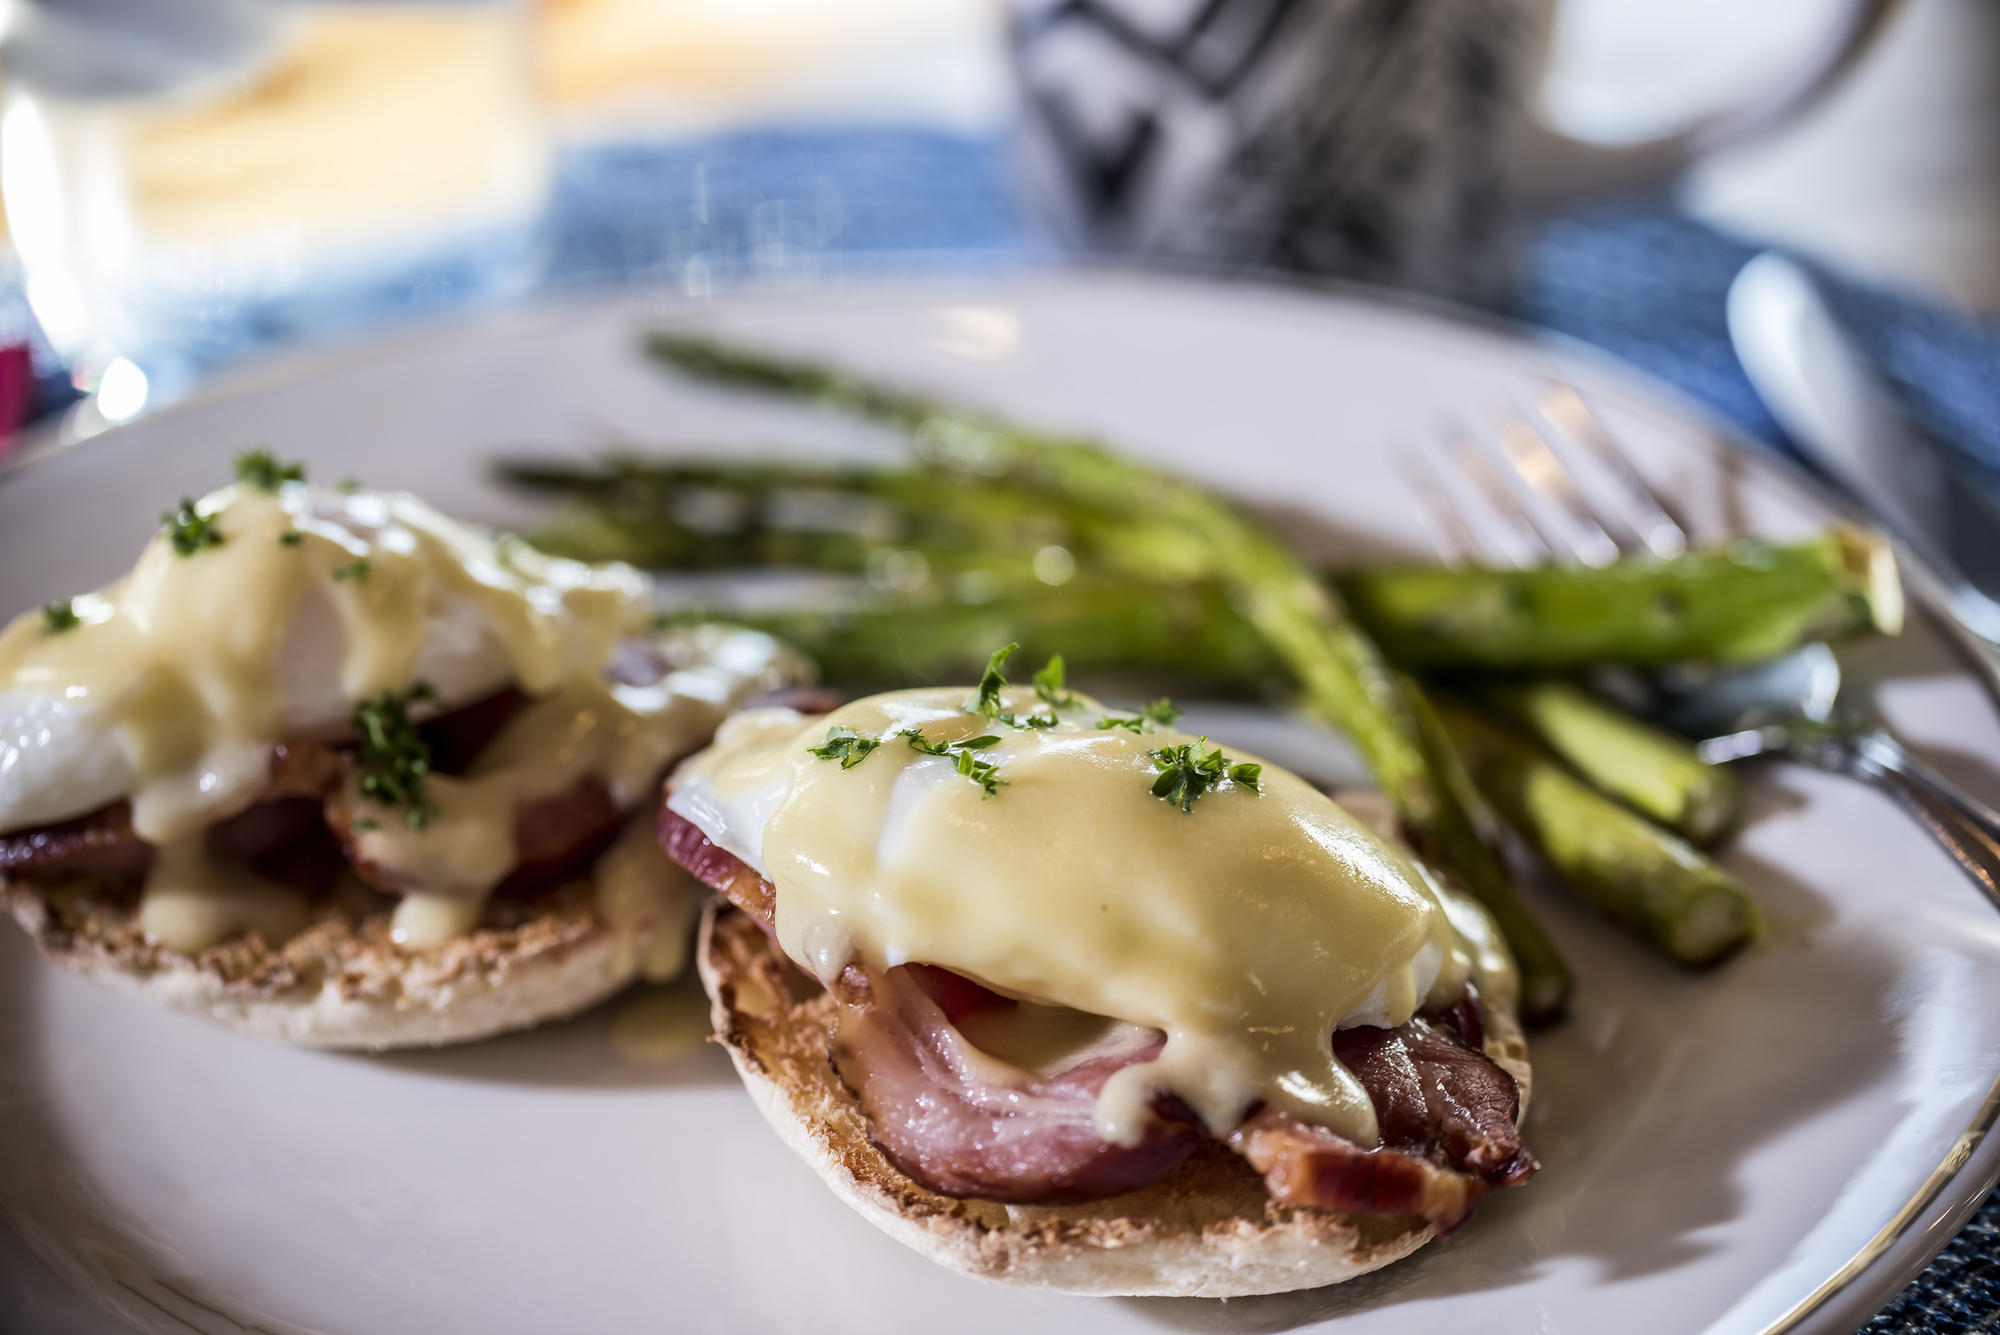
[3,262,1996,1333]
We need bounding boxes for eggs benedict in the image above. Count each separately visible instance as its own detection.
[0,453,805,1047]
[662,648,1536,1296]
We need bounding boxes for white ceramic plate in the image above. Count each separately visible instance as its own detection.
[4,271,1999,1335]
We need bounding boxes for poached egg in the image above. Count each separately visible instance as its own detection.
[669,685,1517,1149]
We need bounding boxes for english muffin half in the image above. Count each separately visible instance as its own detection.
[665,672,1537,1297]
[0,465,806,1046]
[696,903,1532,1297]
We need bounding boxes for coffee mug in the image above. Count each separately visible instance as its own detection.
[1009,0,1899,302]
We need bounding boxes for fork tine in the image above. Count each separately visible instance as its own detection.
[1494,418,1623,566]
[1539,381,1690,557]
[1394,444,1479,566]
[1397,388,1688,574]
[1445,431,1559,567]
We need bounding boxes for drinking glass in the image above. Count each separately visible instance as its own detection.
[2,0,550,418]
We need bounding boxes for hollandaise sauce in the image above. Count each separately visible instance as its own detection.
[0,478,797,955]
[669,687,1519,1151]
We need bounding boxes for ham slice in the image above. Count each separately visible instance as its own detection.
[1230,1006,1537,1234]
[659,805,775,925]
[3,684,607,900]
[0,803,153,879]
[330,770,629,900]
[828,963,1203,1205]
[498,776,624,898]
[1337,1002,1535,1184]
[418,687,528,775]
[661,803,1538,1224]
[0,741,351,884]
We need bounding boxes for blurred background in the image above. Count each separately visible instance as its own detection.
[0,0,1992,460]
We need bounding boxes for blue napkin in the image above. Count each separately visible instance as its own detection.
[544,128,1030,291]
[1516,205,2000,490]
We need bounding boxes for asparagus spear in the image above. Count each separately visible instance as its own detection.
[529,504,887,572]
[532,505,1067,590]
[500,454,1215,586]
[1436,700,1761,968]
[1482,681,1741,846]
[507,453,1902,671]
[646,334,1435,812]
[670,579,1278,689]
[1338,527,1902,671]
[647,333,1574,1021]
[501,457,1080,551]
[507,457,1071,580]
[1401,680,1576,1020]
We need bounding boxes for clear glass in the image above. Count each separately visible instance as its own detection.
[2,0,550,415]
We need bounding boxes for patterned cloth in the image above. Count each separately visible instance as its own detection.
[5,126,1998,1325]
[1865,1204,2000,1334]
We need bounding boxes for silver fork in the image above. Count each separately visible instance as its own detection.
[1402,381,2000,906]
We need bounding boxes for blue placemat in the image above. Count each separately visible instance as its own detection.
[5,125,1998,1328]
[1517,206,2000,484]
[544,128,1030,291]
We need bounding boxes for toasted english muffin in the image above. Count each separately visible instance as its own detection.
[695,901,1532,1298]
[3,862,699,1050]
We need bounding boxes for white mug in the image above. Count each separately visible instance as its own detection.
[1009,0,1899,302]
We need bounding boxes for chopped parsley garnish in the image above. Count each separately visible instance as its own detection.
[1098,698,1183,734]
[1032,654,1077,709]
[964,642,1018,718]
[234,448,305,492]
[353,817,380,833]
[162,498,225,556]
[1147,737,1261,813]
[807,726,881,769]
[353,682,437,830]
[333,558,371,582]
[336,476,362,495]
[40,600,79,633]
[900,728,1006,796]
[961,641,1061,730]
